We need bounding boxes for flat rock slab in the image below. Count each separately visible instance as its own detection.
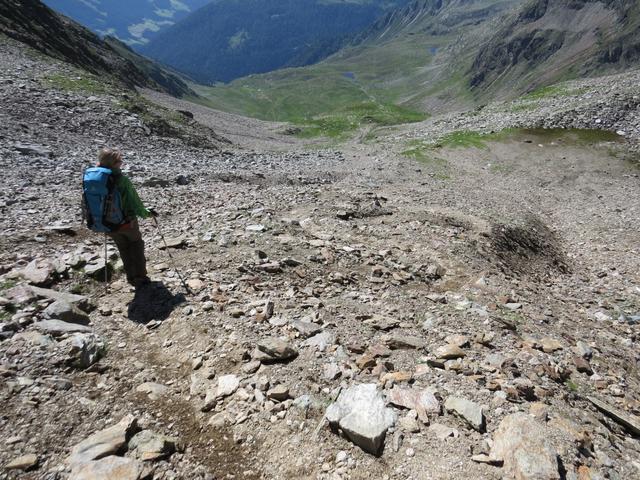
[326,383,396,456]
[291,320,322,338]
[5,453,38,470]
[382,333,426,350]
[490,412,560,479]
[387,386,440,422]
[34,320,92,336]
[29,285,93,312]
[22,259,54,285]
[70,455,144,480]
[44,300,90,325]
[257,338,298,362]
[303,331,335,352]
[444,396,485,432]
[68,415,138,467]
[588,396,640,436]
[135,382,169,400]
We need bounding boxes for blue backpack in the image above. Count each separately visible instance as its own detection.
[82,167,125,232]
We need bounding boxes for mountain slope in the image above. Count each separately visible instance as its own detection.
[470,0,640,96]
[141,0,411,83]
[195,0,525,121]
[41,0,211,46]
[0,0,195,97]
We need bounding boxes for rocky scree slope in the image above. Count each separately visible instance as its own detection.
[2,22,640,480]
[470,0,640,96]
[0,0,195,97]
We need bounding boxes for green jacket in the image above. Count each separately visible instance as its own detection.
[113,170,150,220]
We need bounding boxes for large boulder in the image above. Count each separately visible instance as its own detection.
[60,333,106,369]
[326,384,396,456]
[70,456,145,480]
[490,413,560,480]
[44,300,90,325]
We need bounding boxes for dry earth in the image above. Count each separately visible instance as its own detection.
[1,33,640,480]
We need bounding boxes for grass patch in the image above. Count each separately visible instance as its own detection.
[565,379,579,392]
[0,279,17,293]
[42,72,114,95]
[296,102,426,140]
[521,85,590,101]
[434,130,513,149]
[402,140,450,179]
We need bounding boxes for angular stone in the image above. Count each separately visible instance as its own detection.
[428,423,459,441]
[29,286,93,312]
[60,333,106,369]
[216,374,240,398]
[434,344,466,360]
[70,456,144,480]
[158,237,186,249]
[444,396,485,432]
[364,315,399,331]
[387,386,440,423]
[267,385,290,401]
[33,320,92,336]
[135,382,169,400]
[22,260,54,285]
[68,416,138,466]
[5,453,38,470]
[44,300,90,325]
[128,430,178,461]
[490,413,560,480]
[257,338,298,361]
[382,333,425,350]
[540,337,563,353]
[12,331,56,347]
[326,383,397,456]
[291,320,322,338]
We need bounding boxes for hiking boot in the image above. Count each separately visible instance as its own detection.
[133,276,151,288]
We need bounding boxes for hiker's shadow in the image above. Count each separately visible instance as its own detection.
[127,281,186,324]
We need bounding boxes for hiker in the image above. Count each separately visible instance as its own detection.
[83,147,157,287]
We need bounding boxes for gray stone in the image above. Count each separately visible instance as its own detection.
[29,286,93,312]
[14,142,52,157]
[22,260,54,285]
[70,456,144,480]
[267,385,290,401]
[60,333,105,369]
[382,333,426,350]
[303,331,335,352]
[128,430,178,461]
[12,331,56,347]
[291,320,322,338]
[33,320,92,336]
[428,423,459,441]
[444,396,485,432]
[44,300,90,325]
[434,344,466,360]
[326,383,397,456]
[257,338,298,361]
[5,453,38,470]
[490,413,560,479]
[68,415,138,466]
[587,396,640,436]
[136,382,169,400]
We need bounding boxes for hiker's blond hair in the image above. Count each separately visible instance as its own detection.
[97,147,122,168]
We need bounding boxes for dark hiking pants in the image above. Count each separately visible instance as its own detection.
[108,220,147,284]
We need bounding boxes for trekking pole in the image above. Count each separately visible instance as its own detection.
[104,233,109,295]
[152,216,192,295]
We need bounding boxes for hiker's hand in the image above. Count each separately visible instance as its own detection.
[148,208,159,218]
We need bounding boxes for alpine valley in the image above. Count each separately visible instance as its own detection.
[1,0,640,480]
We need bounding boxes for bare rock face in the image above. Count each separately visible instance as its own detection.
[326,383,397,456]
[490,413,560,480]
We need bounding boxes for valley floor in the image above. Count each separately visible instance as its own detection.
[1,35,640,480]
